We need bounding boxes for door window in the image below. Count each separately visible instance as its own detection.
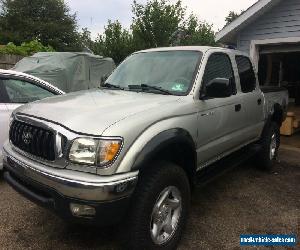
[1,78,55,103]
[235,56,256,93]
[0,79,10,103]
[202,53,236,96]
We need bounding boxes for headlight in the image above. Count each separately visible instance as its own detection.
[69,138,122,166]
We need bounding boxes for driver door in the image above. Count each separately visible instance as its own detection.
[196,52,246,166]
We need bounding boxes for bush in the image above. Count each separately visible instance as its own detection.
[0,40,55,56]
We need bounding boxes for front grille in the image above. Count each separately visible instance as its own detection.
[9,120,55,161]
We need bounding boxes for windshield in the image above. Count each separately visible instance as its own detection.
[105,50,202,95]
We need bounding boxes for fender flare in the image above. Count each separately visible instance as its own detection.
[131,128,197,172]
[261,115,272,139]
[261,103,283,138]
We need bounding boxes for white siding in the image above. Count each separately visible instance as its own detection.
[238,0,300,53]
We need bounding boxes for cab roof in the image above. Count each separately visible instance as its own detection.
[136,46,250,57]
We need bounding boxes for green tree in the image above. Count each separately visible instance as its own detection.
[0,0,81,51]
[176,14,216,46]
[79,28,95,52]
[93,0,217,63]
[93,20,133,64]
[131,0,185,49]
[225,11,240,25]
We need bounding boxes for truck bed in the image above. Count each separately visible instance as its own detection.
[261,86,289,119]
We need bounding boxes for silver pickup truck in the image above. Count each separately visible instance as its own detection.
[2,47,288,249]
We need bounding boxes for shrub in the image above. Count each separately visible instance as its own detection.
[0,40,55,56]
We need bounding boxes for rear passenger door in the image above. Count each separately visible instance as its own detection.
[235,56,265,140]
[196,52,247,166]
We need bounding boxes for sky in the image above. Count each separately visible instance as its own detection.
[66,0,258,39]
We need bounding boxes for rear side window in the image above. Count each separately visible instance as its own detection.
[236,56,256,93]
[202,53,236,95]
[1,78,55,103]
[0,79,10,102]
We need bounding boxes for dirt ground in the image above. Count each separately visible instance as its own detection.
[0,146,299,250]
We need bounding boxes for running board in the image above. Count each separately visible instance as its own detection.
[195,144,261,187]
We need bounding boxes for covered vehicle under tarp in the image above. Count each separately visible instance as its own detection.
[12,52,115,93]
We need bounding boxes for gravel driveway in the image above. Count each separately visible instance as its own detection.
[0,148,299,250]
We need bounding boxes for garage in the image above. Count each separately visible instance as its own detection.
[216,0,300,135]
[251,40,300,135]
[258,44,300,106]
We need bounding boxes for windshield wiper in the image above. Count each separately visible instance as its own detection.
[102,83,125,90]
[128,84,172,95]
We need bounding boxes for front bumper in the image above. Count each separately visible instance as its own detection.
[3,141,138,225]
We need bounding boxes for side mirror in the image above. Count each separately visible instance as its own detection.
[202,78,232,99]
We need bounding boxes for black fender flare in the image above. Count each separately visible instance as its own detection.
[261,115,272,139]
[261,103,283,139]
[131,128,197,172]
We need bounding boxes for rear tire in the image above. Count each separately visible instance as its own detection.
[257,122,280,171]
[125,161,191,250]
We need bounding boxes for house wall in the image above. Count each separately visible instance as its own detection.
[238,0,300,54]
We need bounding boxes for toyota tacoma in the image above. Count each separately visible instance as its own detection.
[3,47,288,249]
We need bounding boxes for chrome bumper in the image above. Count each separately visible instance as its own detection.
[2,141,138,202]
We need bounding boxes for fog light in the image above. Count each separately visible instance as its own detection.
[115,182,128,193]
[70,203,96,217]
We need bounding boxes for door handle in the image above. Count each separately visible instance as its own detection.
[257,98,262,105]
[235,104,242,112]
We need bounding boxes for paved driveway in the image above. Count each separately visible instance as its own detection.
[0,148,299,250]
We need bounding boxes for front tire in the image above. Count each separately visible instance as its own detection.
[126,161,191,250]
[257,122,280,170]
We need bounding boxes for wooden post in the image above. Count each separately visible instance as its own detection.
[0,54,24,69]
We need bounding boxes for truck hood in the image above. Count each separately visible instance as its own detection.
[16,89,181,135]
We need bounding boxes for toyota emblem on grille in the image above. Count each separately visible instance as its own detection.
[22,131,33,145]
